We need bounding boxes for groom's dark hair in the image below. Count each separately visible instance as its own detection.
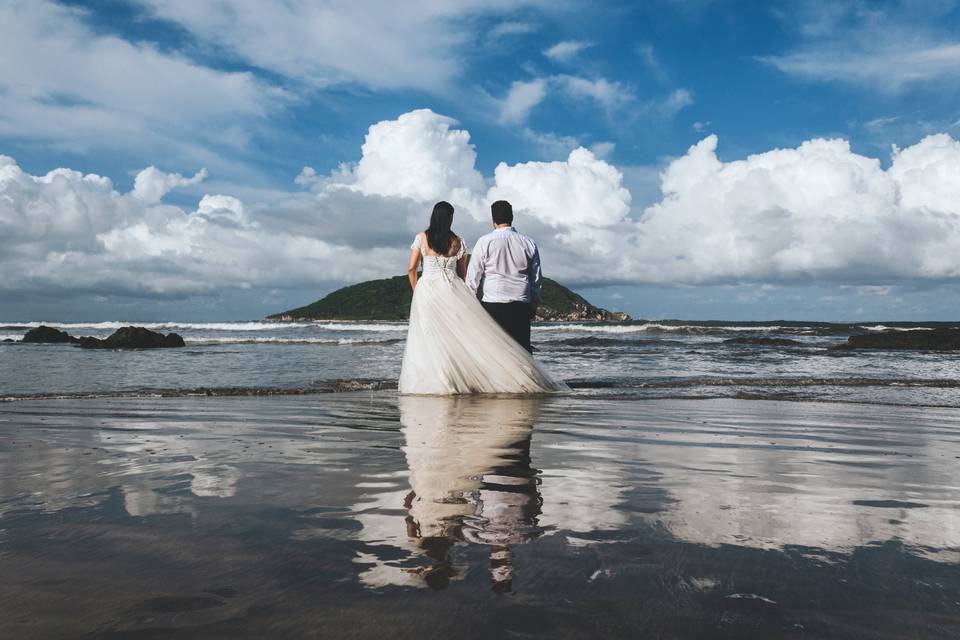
[491,200,513,225]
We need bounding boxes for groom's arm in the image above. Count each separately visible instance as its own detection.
[528,245,542,305]
[465,238,485,294]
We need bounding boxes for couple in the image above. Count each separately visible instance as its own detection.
[398,200,567,395]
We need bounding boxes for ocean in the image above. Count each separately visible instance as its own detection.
[3,319,960,406]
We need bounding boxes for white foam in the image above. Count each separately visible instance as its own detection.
[860,325,936,332]
[309,322,407,332]
[534,323,795,334]
[186,337,402,345]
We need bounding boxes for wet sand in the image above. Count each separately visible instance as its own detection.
[1,393,959,638]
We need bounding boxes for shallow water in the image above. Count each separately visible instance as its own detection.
[1,393,958,638]
[3,319,960,407]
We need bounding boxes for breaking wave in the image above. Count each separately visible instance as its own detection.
[535,323,805,335]
[859,325,939,332]
[534,321,955,336]
[545,336,686,347]
[186,337,404,346]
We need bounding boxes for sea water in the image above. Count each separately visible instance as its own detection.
[2,319,960,406]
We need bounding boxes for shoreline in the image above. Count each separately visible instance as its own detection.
[5,386,960,411]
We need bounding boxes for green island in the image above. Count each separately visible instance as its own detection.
[267,276,630,322]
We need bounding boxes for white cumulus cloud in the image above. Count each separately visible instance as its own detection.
[132,167,208,204]
[0,156,414,297]
[5,109,960,302]
[196,194,248,225]
[349,109,486,209]
[888,133,960,214]
[632,134,960,283]
[488,147,631,227]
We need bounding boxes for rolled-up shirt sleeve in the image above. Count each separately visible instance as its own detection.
[528,244,542,304]
[465,237,485,294]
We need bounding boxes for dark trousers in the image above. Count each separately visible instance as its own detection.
[482,301,533,353]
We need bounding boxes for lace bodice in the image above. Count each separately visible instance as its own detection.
[412,233,467,277]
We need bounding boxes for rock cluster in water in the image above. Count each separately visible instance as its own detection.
[534,303,630,322]
[835,328,960,350]
[19,325,185,349]
[21,326,75,343]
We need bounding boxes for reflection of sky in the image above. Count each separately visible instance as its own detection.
[644,402,960,561]
[1,393,959,595]
[535,399,960,561]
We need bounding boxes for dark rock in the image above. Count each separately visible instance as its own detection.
[22,325,74,343]
[835,328,960,351]
[535,305,630,322]
[79,326,185,349]
[2,338,14,343]
[723,337,802,346]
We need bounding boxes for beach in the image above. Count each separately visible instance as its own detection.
[2,391,959,638]
[8,1,960,637]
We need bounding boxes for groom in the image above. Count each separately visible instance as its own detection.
[466,200,541,353]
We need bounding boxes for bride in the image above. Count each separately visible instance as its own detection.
[398,201,567,395]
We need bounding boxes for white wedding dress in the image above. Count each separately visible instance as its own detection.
[398,234,567,395]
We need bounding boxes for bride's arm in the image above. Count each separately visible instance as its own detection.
[407,246,421,290]
[456,238,468,280]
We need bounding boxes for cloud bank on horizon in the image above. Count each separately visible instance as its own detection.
[3,109,960,300]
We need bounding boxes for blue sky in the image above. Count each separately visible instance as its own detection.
[3,0,960,320]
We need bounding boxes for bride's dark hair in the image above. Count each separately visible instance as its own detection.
[425,201,456,255]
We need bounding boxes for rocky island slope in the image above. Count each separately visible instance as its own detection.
[267,276,630,322]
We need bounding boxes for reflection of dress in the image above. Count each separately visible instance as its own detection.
[399,395,544,590]
[399,234,567,395]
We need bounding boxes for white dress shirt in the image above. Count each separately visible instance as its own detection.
[466,227,542,304]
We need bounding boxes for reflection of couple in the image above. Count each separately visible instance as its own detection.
[398,200,567,395]
[399,395,544,592]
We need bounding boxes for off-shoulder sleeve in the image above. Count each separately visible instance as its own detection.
[456,235,468,259]
[410,233,423,251]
